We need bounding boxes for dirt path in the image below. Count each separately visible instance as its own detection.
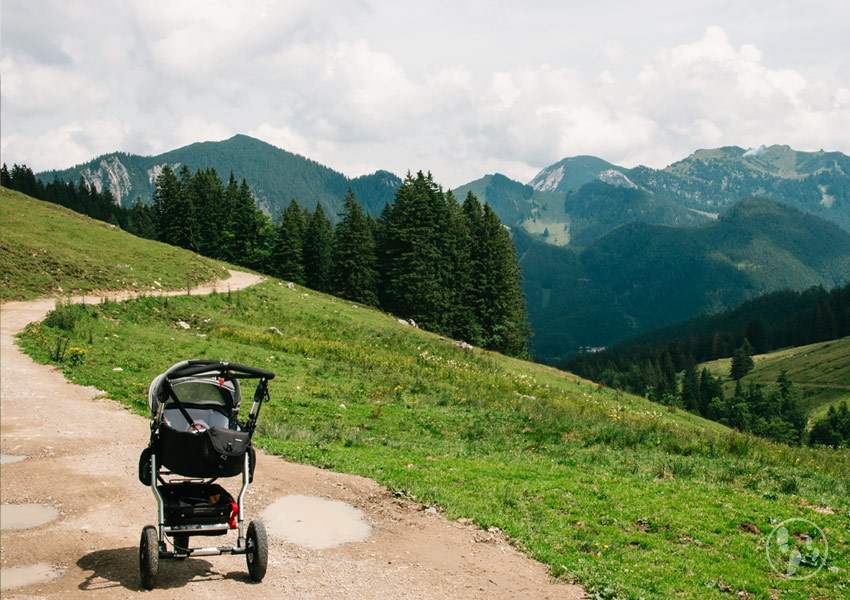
[1,271,584,599]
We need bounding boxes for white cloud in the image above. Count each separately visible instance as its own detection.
[0,54,109,115]
[627,26,850,161]
[1,3,849,188]
[1,118,129,170]
[172,117,235,148]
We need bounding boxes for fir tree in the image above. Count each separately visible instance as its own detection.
[128,198,157,240]
[333,189,378,306]
[153,165,192,248]
[190,168,226,258]
[680,360,700,412]
[440,191,478,343]
[303,201,334,292]
[473,202,530,357]
[698,368,724,416]
[730,339,755,380]
[378,171,447,327]
[272,199,306,284]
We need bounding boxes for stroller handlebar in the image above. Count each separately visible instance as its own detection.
[165,360,275,381]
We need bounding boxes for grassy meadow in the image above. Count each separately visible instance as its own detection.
[700,337,850,421]
[5,192,847,599]
[0,187,232,300]
[16,282,849,600]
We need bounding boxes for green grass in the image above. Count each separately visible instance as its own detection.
[18,283,850,600]
[0,187,232,300]
[700,338,850,420]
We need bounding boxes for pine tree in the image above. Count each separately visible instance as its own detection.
[655,350,676,400]
[153,165,188,247]
[221,172,241,261]
[128,198,157,239]
[472,202,530,357]
[190,168,226,258]
[730,339,755,380]
[333,189,378,306]
[303,201,334,292]
[272,199,306,283]
[440,191,478,342]
[698,368,723,416]
[378,171,447,327]
[680,360,699,412]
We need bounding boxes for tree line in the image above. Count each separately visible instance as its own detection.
[2,163,134,228]
[3,163,530,357]
[563,286,850,446]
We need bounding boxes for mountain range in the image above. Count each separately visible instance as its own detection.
[34,137,850,360]
[457,144,850,245]
[37,134,401,223]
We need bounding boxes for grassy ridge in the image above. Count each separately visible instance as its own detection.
[0,187,231,300]
[701,337,850,420]
[18,283,849,600]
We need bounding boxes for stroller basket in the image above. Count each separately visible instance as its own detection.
[160,482,235,528]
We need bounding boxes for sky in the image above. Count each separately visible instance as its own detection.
[2,0,849,188]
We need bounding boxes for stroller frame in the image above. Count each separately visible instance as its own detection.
[139,359,274,589]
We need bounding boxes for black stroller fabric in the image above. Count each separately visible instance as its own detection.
[156,424,250,478]
[141,361,265,482]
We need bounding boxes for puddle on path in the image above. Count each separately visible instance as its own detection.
[0,455,27,465]
[0,503,59,530]
[261,494,371,550]
[0,563,61,591]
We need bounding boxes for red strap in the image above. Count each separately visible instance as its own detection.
[229,502,238,529]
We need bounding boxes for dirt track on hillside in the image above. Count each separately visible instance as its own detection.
[0,271,584,599]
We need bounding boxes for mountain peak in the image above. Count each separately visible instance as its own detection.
[528,155,620,194]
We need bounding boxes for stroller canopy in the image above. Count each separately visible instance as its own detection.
[149,360,242,417]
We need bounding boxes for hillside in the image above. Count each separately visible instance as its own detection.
[6,191,847,598]
[700,337,850,420]
[36,135,402,222]
[0,187,230,300]
[519,198,850,360]
[451,174,566,242]
[561,180,711,248]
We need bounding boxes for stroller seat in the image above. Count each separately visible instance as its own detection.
[162,407,230,431]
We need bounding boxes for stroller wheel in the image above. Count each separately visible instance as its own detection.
[246,519,268,582]
[139,525,159,589]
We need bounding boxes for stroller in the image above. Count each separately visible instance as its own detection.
[138,359,274,589]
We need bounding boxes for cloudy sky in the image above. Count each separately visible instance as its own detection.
[2,0,849,187]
